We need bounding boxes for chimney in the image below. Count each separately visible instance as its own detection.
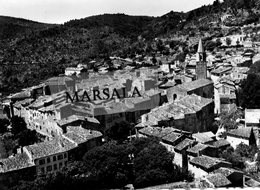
[182,149,188,173]
[17,146,24,154]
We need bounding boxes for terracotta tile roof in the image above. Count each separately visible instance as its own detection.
[212,139,230,148]
[63,126,102,145]
[174,138,195,152]
[0,153,34,173]
[138,126,175,138]
[187,143,208,154]
[143,94,213,126]
[192,132,214,144]
[178,78,213,92]
[178,94,213,112]
[13,98,34,108]
[202,131,215,139]
[25,138,77,160]
[56,115,86,127]
[8,90,31,100]
[190,155,231,170]
[214,167,243,177]
[211,67,232,75]
[245,178,260,187]
[205,173,231,187]
[227,127,253,139]
[162,132,182,143]
[45,76,74,85]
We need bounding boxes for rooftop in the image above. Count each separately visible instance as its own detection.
[25,138,77,160]
[211,67,232,75]
[13,98,34,108]
[227,127,253,139]
[192,132,214,144]
[8,90,31,100]
[204,173,231,187]
[56,115,86,127]
[245,109,260,125]
[178,78,213,92]
[212,139,230,148]
[214,167,243,177]
[0,153,34,173]
[162,132,182,143]
[138,127,175,138]
[190,155,231,170]
[197,39,204,53]
[174,138,195,152]
[63,126,102,145]
[46,76,74,84]
[187,143,208,154]
[143,94,213,125]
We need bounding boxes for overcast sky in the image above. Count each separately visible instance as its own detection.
[0,0,216,24]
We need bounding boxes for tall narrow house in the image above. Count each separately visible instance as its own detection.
[196,39,207,79]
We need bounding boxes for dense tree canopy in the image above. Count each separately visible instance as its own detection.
[105,121,135,142]
[0,118,9,133]
[13,138,194,189]
[238,73,260,109]
[10,116,27,135]
[220,143,259,170]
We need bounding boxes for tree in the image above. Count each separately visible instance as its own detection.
[13,138,193,189]
[226,37,232,46]
[0,118,9,133]
[220,146,245,169]
[235,143,258,161]
[18,129,39,147]
[216,38,222,47]
[10,116,27,136]
[238,73,260,108]
[82,141,132,189]
[205,40,217,51]
[105,121,134,142]
[82,138,193,189]
[214,108,243,130]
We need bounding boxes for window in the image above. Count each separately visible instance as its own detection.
[39,159,45,165]
[59,162,63,169]
[47,165,52,172]
[54,164,57,170]
[58,154,63,160]
[40,167,45,174]
[53,156,56,162]
[47,157,51,163]
[173,94,177,101]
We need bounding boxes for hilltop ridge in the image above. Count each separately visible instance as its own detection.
[1,0,260,94]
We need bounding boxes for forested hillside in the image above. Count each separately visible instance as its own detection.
[1,0,260,95]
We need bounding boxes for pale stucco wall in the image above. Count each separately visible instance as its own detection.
[226,136,249,149]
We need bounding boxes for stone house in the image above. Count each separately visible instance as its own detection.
[227,127,257,149]
[140,94,214,133]
[167,78,214,102]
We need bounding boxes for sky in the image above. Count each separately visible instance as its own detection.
[0,0,216,24]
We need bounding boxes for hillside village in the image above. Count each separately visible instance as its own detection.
[1,34,260,188]
[1,0,260,189]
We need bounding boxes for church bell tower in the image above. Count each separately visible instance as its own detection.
[196,39,207,79]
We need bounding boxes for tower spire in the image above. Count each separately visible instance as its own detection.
[197,39,204,53]
[196,39,207,79]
